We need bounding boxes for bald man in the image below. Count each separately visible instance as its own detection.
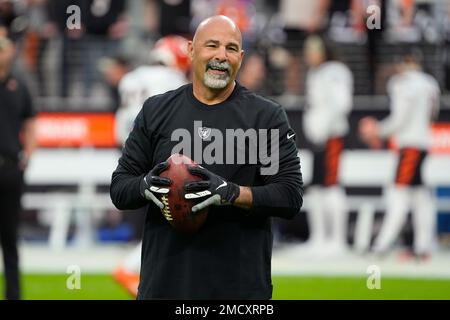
[111,16,303,299]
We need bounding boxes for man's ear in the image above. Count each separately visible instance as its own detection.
[0,26,7,38]
[238,49,245,69]
[187,41,194,61]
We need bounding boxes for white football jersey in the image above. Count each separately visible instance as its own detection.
[303,61,354,146]
[379,69,440,149]
[115,65,187,144]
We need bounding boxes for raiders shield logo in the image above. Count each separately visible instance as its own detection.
[198,127,211,140]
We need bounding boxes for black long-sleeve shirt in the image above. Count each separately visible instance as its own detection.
[0,74,35,161]
[110,83,303,299]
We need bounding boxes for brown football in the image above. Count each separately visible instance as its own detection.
[158,153,209,233]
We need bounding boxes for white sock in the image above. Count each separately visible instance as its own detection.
[122,242,142,273]
[306,187,326,246]
[411,187,436,255]
[354,202,376,253]
[373,186,411,253]
[323,186,348,248]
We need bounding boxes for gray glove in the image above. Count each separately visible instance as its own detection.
[140,161,171,209]
[184,166,240,213]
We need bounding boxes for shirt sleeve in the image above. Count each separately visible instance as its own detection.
[21,81,36,120]
[250,107,304,219]
[303,66,353,145]
[378,80,412,138]
[110,104,154,210]
[430,78,441,121]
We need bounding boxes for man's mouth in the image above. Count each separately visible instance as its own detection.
[207,68,227,75]
[206,62,230,76]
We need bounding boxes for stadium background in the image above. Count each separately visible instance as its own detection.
[1,0,450,299]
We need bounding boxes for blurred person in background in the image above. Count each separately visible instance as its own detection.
[112,35,190,297]
[21,0,67,97]
[114,35,190,146]
[98,54,131,113]
[45,0,85,98]
[0,26,36,300]
[21,0,51,97]
[0,0,26,33]
[446,0,450,92]
[351,0,387,94]
[46,0,128,98]
[278,0,330,95]
[301,35,353,256]
[0,0,28,56]
[145,0,192,38]
[238,51,266,94]
[359,48,440,261]
[81,0,128,98]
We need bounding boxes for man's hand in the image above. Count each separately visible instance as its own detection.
[184,166,240,213]
[358,116,382,149]
[140,162,172,209]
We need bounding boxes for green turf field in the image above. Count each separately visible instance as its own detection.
[1,274,450,299]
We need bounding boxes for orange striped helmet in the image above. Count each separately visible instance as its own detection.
[151,35,190,73]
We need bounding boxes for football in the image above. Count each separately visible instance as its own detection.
[158,153,209,233]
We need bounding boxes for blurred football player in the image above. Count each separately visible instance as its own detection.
[0,26,36,300]
[114,35,190,145]
[359,48,440,260]
[301,35,353,256]
[112,35,190,296]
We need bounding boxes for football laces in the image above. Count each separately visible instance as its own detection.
[160,195,173,221]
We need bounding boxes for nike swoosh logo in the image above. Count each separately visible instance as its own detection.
[287,133,295,140]
[215,181,227,190]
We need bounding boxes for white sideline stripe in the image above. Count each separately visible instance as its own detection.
[272,247,450,279]
[21,193,450,212]
[6,244,450,278]
[23,149,450,186]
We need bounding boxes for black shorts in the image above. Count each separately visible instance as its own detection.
[394,148,427,186]
[311,137,344,187]
[283,28,326,53]
[283,28,308,53]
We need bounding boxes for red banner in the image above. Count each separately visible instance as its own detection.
[36,113,117,147]
[35,114,450,153]
[431,124,450,154]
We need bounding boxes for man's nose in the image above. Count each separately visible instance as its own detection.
[214,45,228,61]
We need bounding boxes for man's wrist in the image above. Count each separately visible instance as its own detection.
[233,186,253,210]
[226,181,240,204]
